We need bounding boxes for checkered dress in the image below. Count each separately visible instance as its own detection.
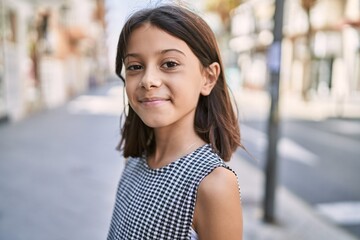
[107,144,236,240]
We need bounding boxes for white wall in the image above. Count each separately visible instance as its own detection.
[2,0,33,121]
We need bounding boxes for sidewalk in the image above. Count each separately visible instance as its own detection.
[0,80,358,240]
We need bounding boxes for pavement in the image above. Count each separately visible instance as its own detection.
[0,79,358,240]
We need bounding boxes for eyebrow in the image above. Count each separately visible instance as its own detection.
[161,49,186,56]
[124,48,186,60]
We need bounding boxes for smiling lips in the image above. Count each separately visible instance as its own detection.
[139,97,170,106]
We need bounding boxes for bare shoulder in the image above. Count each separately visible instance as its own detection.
[199,167,239,196]
[194,167,243,240]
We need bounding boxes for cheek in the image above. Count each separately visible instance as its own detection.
[172,84,201,107]
[125,83,137,104]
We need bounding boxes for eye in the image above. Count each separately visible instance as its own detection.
[161,61,179,69]
[126,65,143,71]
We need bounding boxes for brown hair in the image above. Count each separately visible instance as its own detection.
[116,4,241,161]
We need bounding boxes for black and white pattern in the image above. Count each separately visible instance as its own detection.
[107,144,236,240]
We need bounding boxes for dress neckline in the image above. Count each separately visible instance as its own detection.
[141,144,209,172]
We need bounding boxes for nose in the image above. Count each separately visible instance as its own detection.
[140,66,162,90]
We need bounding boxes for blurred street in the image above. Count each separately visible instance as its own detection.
[0,80,124,240]
[232,81,360,238]
[237,108,360,237]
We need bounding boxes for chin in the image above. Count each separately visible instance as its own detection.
[140,118,170,129]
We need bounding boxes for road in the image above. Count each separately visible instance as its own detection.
[237,117,360,238]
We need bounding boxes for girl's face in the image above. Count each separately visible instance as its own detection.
[124,24,210,130]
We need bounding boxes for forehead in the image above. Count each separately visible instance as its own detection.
[126,23,191,54]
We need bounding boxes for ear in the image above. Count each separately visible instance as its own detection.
[200,62,220,96]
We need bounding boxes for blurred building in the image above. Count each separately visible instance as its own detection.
[0,0,108,122]
[230,0,360,107]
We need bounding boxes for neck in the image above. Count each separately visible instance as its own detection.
[147,127,205,169]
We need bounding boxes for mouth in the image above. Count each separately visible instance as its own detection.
[138,97,170,106]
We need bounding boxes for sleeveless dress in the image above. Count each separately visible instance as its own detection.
[107,144,237,240]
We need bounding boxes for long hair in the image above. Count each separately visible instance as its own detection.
[116,4,241,161]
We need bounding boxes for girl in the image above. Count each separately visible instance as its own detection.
[107,4,243,240]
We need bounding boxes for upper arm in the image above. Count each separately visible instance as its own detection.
[193,167,243,240]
